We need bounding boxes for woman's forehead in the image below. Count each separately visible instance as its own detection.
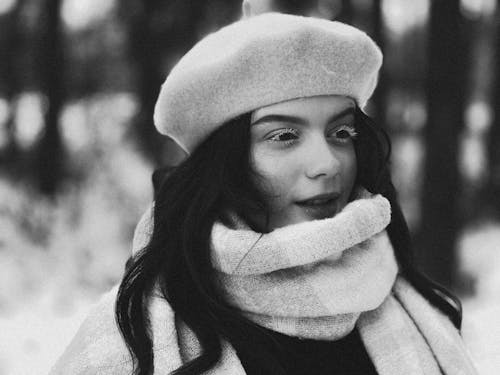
[251,95,355,123]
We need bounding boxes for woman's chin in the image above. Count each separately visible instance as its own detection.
[266,203,344,230]
[295,200,339,221]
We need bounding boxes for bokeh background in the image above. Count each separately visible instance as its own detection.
[0,0,499,374]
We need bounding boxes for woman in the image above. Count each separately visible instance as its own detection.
[50,11,478,375]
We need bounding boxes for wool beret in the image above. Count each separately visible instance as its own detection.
[154,13,382,154]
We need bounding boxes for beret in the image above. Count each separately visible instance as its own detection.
[154,13,382,154]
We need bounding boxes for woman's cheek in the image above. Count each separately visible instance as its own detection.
[342,147,357,190]
[251,149,297,209]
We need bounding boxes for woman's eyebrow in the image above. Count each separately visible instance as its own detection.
[326,107,355,123]
[251,107,355,127]
[251,114,306,126]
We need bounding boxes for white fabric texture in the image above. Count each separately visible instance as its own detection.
[154,13,382,153]
[49,192,478,375]
[212,192,397,340]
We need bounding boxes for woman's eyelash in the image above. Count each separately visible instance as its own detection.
[266,125,357,144]
[332,124,358,140]
[268,128,299,142]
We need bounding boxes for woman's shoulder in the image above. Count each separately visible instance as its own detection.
[393,276,462,334]
[132,203,155,255]
[49,283,182,374]
[48,286,133,374]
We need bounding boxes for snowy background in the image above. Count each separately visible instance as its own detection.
[1,0,500,374]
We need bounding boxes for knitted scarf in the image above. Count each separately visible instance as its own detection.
[211,190,397,340]
[49,192,478,375]
[204,192,478,375]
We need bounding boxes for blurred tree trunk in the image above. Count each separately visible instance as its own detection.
[32,0,65,196]
[125,0,241,167]
[485,4,500,218]
[0,1,24,168]
[371,0,387,126]
[273,0,318,14]
[126,0,170,167]
[417,0,467,291]
[126,0,208,166]
[337,0,353,24]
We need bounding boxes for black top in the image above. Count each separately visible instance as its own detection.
[235,327,378,375]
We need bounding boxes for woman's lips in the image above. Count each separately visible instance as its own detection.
[295,193,340,220]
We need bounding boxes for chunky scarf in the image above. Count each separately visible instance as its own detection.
[211,190,397,340]
[49,192,478,375]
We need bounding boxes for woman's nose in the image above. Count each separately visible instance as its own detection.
[304,136,341,179]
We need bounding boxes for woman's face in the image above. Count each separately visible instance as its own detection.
[250,95,357,230]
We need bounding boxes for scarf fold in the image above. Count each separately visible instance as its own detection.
[210,189,391,275]
[49,191,479,375]
[204,190,477,374]
[212,192,398,340]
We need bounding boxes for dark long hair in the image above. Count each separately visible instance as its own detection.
[116,108,461,375]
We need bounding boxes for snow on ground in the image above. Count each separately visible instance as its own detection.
[0,287,96,375]
[0,133,152,374]
[463,299,500,374]
[0,174,135,375]
[460,222,500,374]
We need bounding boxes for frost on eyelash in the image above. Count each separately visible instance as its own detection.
[269,128,299,142]
[335,124,358,139]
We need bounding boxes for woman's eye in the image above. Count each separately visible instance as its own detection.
[268,128,299,143]
[330,125,358,142]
